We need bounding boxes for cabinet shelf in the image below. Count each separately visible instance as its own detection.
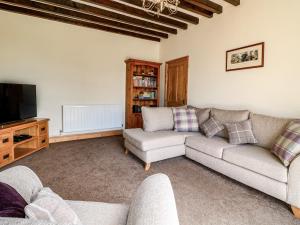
[13,136,37,147]
[133,86,157,89]
[133,74,157,78]
[133,98,157,101]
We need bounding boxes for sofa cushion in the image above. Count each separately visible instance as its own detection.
[185,135,235,159]
[251,113,292,149]
[224,120,257,145]
[0,182,27,218]
[68,201,128,225]
[123,129,186,151]
[272,120,300,166]
[200,116,224,138]
[172,108,199,132]
[211,108,250,138]
[25,187,82,225]
[141,107,174,132]
[223,145,288,183]
[187,106,211,125]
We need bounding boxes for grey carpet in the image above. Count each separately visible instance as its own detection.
[2,136,299,225]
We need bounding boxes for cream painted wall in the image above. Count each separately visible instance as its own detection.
[160,0,300,118]
[0,11,159,136]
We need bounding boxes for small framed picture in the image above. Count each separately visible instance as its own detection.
[226,42,264,71]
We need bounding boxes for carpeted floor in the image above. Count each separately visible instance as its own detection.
[2,136,299,225]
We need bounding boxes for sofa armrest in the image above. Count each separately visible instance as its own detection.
[0,166,43,203]
[288,155,300,207]
[127,174,180,225]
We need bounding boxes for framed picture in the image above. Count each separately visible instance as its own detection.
[226,42,264,71]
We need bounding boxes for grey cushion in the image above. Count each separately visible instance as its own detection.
[251,113,292,149]
[68,201,129,225]
[123,129,186,151]
[223,145,288,183]
[211,108,250,138]
[127,174,179,225]
[0,166,43,203]
[200,116,224,138]
[187,106,211,125]
[185,135,235,158]
[25,188,82,225]
[141,107,174,132]
[224,120,257,145]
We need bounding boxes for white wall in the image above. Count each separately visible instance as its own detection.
[0,11,159,136]
[160,0,300,118]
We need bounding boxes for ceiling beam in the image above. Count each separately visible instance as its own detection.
[1,0,168,38]
[179,1,213,18]
[0,2,161,42]
[81,0,188,29]
[119,0,199,25]
[184,0,222,14]
[33,0,177,34]
[223,0,240,6]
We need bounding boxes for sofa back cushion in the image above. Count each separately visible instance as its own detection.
[127,173,179,225]
[251,113,292,149]
[142,107,174,132]
[211,108,250,138]
[187,106,211,125]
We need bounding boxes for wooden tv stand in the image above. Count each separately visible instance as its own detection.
[0,118,49,168]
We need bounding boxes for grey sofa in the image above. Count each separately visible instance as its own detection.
[123,107,300,217]
[0,166,180,225]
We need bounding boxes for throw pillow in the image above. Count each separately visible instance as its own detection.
[272,120,300,167]
[0,182,27,218]
[224,120,257,145]
[200,116,224,138]
[142,107,174,132]
[187,106,211,125]
[172,108,199,132]
[25,187,81,225]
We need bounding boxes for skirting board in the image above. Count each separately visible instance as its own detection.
[49,130,123,143]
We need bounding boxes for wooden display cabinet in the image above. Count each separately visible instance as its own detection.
[0,118,49,168]
[125,59,161,129]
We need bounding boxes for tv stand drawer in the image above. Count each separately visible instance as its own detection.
[38,122,48,136]
[0,148,13,166]
[38,135,49,148]
[0,132,13,148]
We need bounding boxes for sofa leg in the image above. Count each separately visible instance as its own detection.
[124,148,129,155]
[291,206,300,219]
[144,163,151,171]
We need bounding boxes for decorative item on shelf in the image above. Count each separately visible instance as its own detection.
[133,76,157,88]
[226,42,265,71]
[132,105,142,113]
[142,0,180,17]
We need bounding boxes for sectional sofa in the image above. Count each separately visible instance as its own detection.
[0,166,180,225]
[123,107,300,218]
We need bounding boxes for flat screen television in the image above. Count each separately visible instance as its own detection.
[0,83,37,124]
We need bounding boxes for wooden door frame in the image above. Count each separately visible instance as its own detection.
[164,56,189,106]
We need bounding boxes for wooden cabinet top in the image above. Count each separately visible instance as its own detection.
[0,118,49,132]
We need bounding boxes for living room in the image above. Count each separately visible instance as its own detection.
[0,0,300,225]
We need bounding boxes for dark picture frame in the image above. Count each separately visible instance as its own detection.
[226,42,265,72]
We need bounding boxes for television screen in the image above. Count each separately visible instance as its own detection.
[0,83,37,124]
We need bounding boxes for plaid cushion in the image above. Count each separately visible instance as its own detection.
[224,120,257,145]
[172,108,199,132]
[272,120,300,167]
[200,116,224,138]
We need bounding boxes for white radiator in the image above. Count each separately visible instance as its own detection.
[62,105,123,134]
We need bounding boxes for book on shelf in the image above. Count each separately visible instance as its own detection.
[133,76,156,88]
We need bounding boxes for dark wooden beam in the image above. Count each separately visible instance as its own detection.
[184,0,222,14]
[119,0,199,24]
[33,0,177,34]
[179,1,213,18]
[81,0,188,29]
[0,3,160,42]
[223,0,240,6]
[1,0,168,38]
